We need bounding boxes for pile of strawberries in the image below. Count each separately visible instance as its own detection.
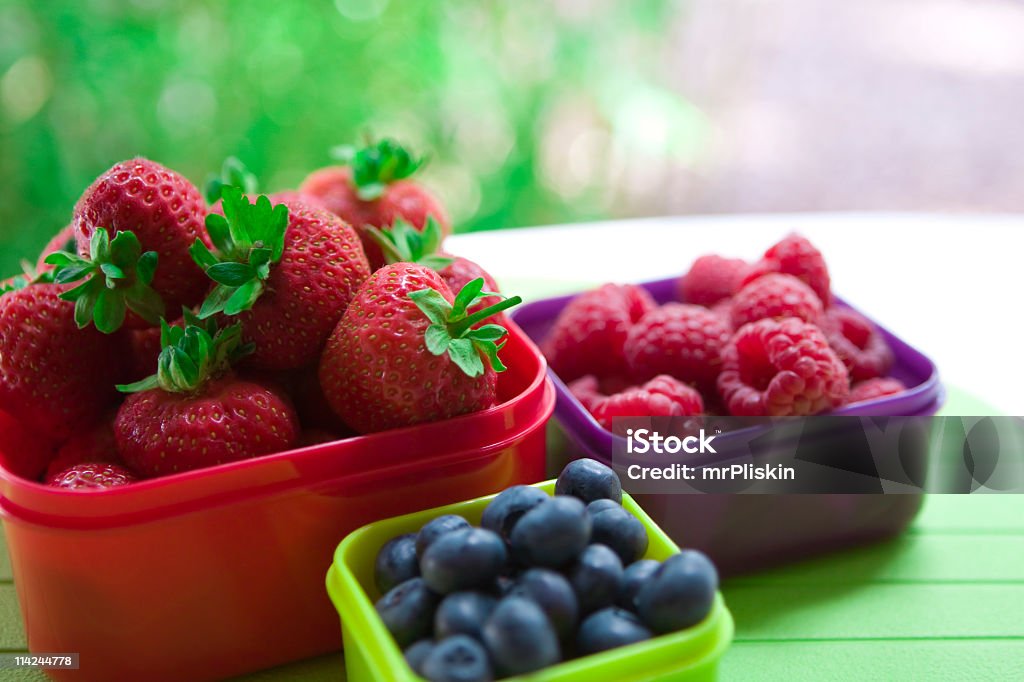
[544,235,906,427]
[0,141,518,490]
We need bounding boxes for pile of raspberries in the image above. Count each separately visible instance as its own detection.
[542,235,906,428]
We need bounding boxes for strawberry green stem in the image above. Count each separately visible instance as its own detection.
[450,295,522,336]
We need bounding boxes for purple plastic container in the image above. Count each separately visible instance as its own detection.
[511,277,944,575]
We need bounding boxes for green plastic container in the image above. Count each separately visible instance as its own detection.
[326,481,734,681]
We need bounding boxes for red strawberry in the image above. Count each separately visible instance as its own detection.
[543,284,656,383]
[126,316,185,382]
[115,319,299,477]
[55,158,210,332]
[0,281,127,447]
[36,224,76,272]
[299,139,450,269]
[677,255,749,306]
[318,263,521,434]
[0,409,56,481]
[743,234,831,306]
[49,462,137,490]
[624,303,732,392]
[191,189,371,370]
[44,415,123,480]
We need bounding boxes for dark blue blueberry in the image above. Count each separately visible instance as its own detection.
[421,528,508,594]
[421,635,494,682]
[509,496,591,568]
[482,596,561,676]
[508,568,579,638]
[586,498,621,516]
[635,550,718,633]
[375,533,420,594]
[375,577,439,648]
[568,544,624,615]
[403,639,435,676]
[590,505,649,565]
[555,458,622,504]
[577,607,652,655]
[480,485,549,541]
[416,515,472,558]
[617,559,660,610]
[434,591,498,641]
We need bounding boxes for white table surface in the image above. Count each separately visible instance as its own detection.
[447,212,1024,416]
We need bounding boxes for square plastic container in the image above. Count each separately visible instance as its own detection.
[510,277,944,575]
[0,323,555,682]
[326,480,734,682]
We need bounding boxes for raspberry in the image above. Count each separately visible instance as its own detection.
[731,273,823,328]
[849,377,906,404]
[823,307,894,381]
[624,303,731,392]
[543,284,656,382]
[717,317,849,416]
[568,375,604,412]
[710,298,734,331]
[743,234,831,305]
[677,255,749,306]
[592,375,703,430]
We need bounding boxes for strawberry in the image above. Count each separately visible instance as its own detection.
[114,319,299,477]
[49,463,137,490]
[0,281,127,448]
[368,218,505,321]
[318,263,521,433]
[52,158,210,332]
[0,409,56,481]
[44,414,123,480]
[191,188,371,370]
[299,139,451,269]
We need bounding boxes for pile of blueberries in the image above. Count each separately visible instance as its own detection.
[373,459,719,681]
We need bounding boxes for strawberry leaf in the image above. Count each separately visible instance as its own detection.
[117,319,250,394]
[408,279,523,378]
[366,217,452,271]
[333,138,426,201]
[193,188,289,319]
[205,156,259,205]
[47,228,164,332]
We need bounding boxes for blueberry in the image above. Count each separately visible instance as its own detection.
[421,528,508,594]
[435,591,498,641]
[375,577,439,647]
[417,515,472,558]
[481,485,549,541]
[482,596,561,676]
[617,559,660,610]
[590,505,649,565]
[577,607,652,655]
[403,639,435,676]
[510,496,591,568]
[421,635,494,682]
[568,544,624,615]
[375,533,420,594]
[508,568,579,638]
[555,458,622,504]
[586,498,621,516]
[635,550,718,633]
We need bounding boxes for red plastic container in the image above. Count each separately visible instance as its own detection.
[0,323,554,682]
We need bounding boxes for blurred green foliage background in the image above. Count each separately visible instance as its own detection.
[0,0,699,276]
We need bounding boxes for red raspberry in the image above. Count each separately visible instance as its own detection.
[543,284,656,382]
[677,255,750,306]
[48,463,138,490]
[849,377,906,404]
[568,375,604,412]
[592,375,703,430]
[823,307,894,381]
[731,273,823,329]
[744,234,831,305]
[624,303,731,392]
[710,298,734,331]
[718,317,849,416]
